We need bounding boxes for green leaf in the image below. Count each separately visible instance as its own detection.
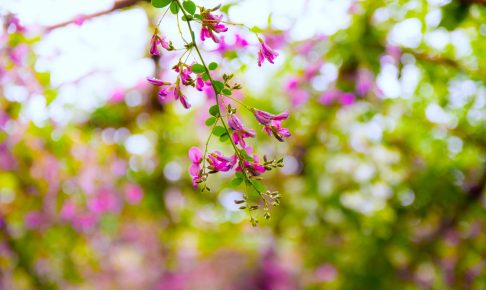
[235,172,245,179]
[252,180,266,192]
[182,0,196,15]
[170,1,179,14]
[212,80,224,93]
[181,15,193,21]
[209,105,220,116]
[231,178,243,186]
[193,14,202,20]
[151,0,172,8]
[205,117,217,126]
[202,72,210,81]
[191,64,205,74]
[222,88,232,96]
[208,62,218,70]
[212,126,226,137]
[250,25,264,33]
[220,133,230,142]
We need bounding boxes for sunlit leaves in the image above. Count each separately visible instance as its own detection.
[208,62,218,70]
[151,0,172,8]
[170,1,179,14]
[191,63,205,73]
[182,0,196,15]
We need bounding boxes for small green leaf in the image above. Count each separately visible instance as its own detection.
[183,0,196,15]
[170,1,179,14]
[209,105,220,116]
[212,126,226,137]
[212,80,224,93]
[193,14,202,20]
[191,64,205,74]
[222,88,232,96]
[252,180,266,192]
[181,15,193,21]
[232,178,243,186]
[208,62,218,70]
[250,25,264,33]
[220,133,230,142]
[235,172,245,179]
[205,117,217,126]
[151,0,172,8]
[202,72,210,81]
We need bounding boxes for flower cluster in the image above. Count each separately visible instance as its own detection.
[149,0,287,224]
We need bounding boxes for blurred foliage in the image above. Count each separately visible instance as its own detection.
[1,0,486,289]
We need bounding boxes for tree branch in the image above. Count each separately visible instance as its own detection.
[45,0,145,32]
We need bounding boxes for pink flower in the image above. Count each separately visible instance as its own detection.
[235,34,249,47]
[88,189,120,214]
[216,34,248,53]
[195,76,205,91]
[356,69,374,96]
[264,120,291,142]
[147,76,167,86]
[147,77,171,101]
[340,92,356,106]
[200,6,228,43]
[235,147,266,176]
[61,200,77,220]
[174,85,191,109]
[189,147,203,187]
[320,90,356,106]
[110,88,124,103]
[253,109,289,125]
[158,87,169,101]
[290,90,310,107]
[208,151,236,172]
[228,114,255,148]
[125,184,144,204]
[257,40,279,66]
[320,90,339,105]
[149,32,170,56]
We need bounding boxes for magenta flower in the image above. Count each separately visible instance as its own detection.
[320,90,338,105]
[200,6,228,43]
[253,109,289,125]
[147,77,171,101]
[228,114,255,148]
[195,76,205,91]
[257,40,279,66]
[356,69,374,96]
[235,147,266,176]
[264,120,291,142]
[174,85,191,109]
[146,76,167,86]
[158,87,169,101]
[150,32,170,56]
[189,147,203,186]
[340,92,356,106]
[208,151,236,172]
[235,34,249,47]
[125,184,144,204]
[320,90,356,106]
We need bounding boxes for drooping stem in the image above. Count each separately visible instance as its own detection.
[175,1,266,204]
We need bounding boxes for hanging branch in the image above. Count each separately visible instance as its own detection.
[45,0,145,32]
